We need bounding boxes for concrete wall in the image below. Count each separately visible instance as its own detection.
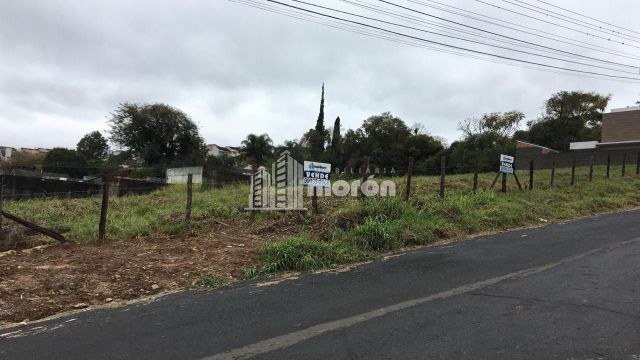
[516,147,640,170]
[166,166,203,184]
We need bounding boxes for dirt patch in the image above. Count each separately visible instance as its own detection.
[0,219,282,326]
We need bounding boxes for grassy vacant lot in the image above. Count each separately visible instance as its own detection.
[5,165,640,278]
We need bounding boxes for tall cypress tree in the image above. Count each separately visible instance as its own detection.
[330,116,342,166]
[331,116,341,149]
[311,83,326,158]
[315,83,325,136]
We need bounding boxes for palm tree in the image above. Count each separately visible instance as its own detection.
[241,134,273,171]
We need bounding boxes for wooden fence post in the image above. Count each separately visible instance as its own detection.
[570,157,576,186]
[606,154,611,179]
[98,177,110,241]
[0,183,4,231]
[501,173,507,193]
[185,173,193,223]
[360,156,370,199]
[312,187,319,214]
[404,157,414,202]
[589,155,594,182]
[529,160,534,190]
[622,153,627,177]
[472,171,478,192]
[550,159,555,186]
[439,156,446,198]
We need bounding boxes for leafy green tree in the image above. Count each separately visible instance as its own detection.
[447,111,524,172]
[360,112,412,169]
[42,148,89,178]
[515,91,610,151]
[406,133,445,160]
[108,103,206,166]
[77,131,109,160]
[275,140,305,162]
[241,134,273,170]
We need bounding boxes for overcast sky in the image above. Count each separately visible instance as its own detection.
[1,0,640,149]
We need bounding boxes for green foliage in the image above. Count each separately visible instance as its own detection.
[76,131,109,160]
[308,83,328,158]
[241,133,273,169]
[195,275,226,288]
[254,169,640,275]
[257,234,366,274]
[351,217,401,251]
[108,103,206,166]
[5,184,246,242]
[42,148,89,178]
[515,91,610,151]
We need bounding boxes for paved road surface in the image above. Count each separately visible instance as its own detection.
[2,210,640,359]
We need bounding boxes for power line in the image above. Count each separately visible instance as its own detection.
[510,0,640,40]
[375,0,640,68]
[531,0,640,37]
[474,0,640,49]
[399,0,640,61]
[257,0,640,81]
[284,0,638,74]
[503,0,640,43]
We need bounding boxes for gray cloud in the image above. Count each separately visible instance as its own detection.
[1,0,639,149]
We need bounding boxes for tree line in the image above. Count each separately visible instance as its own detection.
[0,86,616,179]
[240,87,613,175]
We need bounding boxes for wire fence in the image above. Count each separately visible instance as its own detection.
[0,152,638,243]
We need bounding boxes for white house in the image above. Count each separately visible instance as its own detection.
[207,144,241,157]
[0,146,16,161]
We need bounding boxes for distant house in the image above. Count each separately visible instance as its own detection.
[598,106,640,150]
[569,106,640,151]
[18,147,51,155]
[0,146,51,161]
[0,146,17,161]
[207,144,241,157]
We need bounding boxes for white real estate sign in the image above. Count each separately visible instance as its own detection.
[303,161,331,188]
[499,154,514,174]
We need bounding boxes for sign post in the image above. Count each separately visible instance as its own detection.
[303,161,332,214]
[490,154,521,192]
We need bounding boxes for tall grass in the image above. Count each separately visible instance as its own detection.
[4,184,248,241]
[4,166,639,259]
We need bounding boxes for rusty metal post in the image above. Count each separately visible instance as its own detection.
[622,153,627,177]
[589,155,594,182]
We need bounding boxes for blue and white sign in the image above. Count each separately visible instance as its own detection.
[499,154,514,174]
[303,161,331,188]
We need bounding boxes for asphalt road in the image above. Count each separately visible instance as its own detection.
[2,210,640,359]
